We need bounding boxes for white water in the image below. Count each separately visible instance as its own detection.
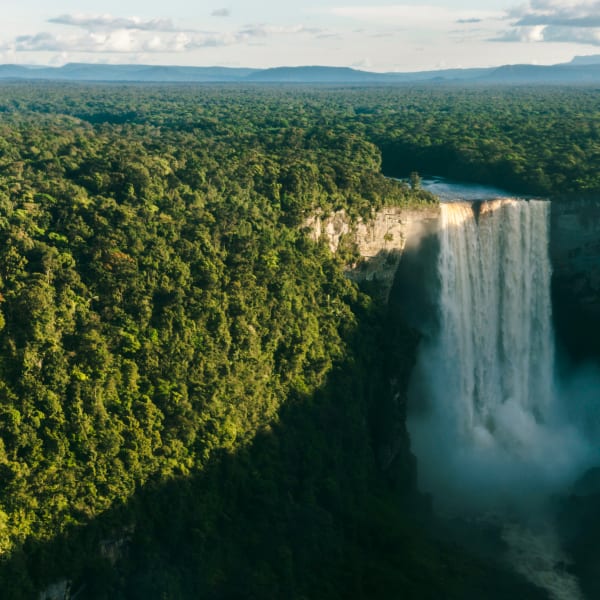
[409,199,590,510]
[438,200,554,449]
[502,520,583,600]
[407,197,597,599]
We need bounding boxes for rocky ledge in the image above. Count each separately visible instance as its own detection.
[305,205,439,301]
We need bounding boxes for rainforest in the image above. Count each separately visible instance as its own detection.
[0,83,599,599]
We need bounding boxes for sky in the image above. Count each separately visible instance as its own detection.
[2,1,600,71]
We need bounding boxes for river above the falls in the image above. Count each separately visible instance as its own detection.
[396,175,520,201]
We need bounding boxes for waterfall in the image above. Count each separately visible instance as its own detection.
[408,199,589,510]
[439,200,554,447]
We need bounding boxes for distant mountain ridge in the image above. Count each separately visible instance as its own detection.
[2,60,600,84]
[0,63,259,82]
[569,54,600,66]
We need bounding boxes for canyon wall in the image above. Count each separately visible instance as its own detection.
[305,205,440,301]
[306,204,440,487]
[307,198,600,363]
[551,197,600,361]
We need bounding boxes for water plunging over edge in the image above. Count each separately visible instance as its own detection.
[406,198,593,599]
[408,198,590,509]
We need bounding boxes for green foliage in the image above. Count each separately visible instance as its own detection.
[368,86,600,196]
[0,83,566,598]
[0,83,428,593]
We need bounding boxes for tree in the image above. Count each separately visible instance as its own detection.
[409,171,421,191]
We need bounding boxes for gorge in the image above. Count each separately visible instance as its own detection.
[311,185,600,491]
[401,192,600,598]
[311,186,600,598]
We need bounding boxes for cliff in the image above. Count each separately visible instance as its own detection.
[306,204,441,492]
[551,197,600,361]
[305,199,600,360]
[305,205,440,301]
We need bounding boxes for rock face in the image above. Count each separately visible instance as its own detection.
[306,199,600,362]
[551,197,600,361]
[557,467,600,600]
[38,580,70,600]
[306,204,440,491]
[304,210,352,253]
[305,206,440,300]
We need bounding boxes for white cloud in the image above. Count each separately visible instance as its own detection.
[494,25,547,42]
[515,1,600,28]
[14,30,261,53]
[210,9,230,18]
[329,5,502,25]
[14,31,200,53]
[49,14,181,32]
[497,1,600,45]
[10,15,321,55]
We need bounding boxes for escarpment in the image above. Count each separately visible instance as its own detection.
[305,205,440,302]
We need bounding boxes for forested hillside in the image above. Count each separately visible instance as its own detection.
[0,82,596,597]
[0,84,441,598]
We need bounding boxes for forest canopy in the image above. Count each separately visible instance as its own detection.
[0,82,595,598]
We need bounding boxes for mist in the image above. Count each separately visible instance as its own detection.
[409,348,597,514]
[407,200,600,514]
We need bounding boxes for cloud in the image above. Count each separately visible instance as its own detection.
[329,5,501,25]
[49,14,181,32]
[493,25,547,42]
[515,0,600,28]
[211,8,230,18]
[497,1,600,45]
[11,15,321,54]
[238,24,322,38]
[14,31,259,53]
[352,58,372,68]
[517,14,600,27]
[315,32,341,39]
[14,31,201,53]
[544,25,600,44]
[457,18,483,24]
[370,31,397,38]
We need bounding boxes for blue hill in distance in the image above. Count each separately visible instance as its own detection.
[2,59,600,84]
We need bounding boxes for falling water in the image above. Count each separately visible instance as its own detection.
[407,198,595,599]
[409,199,589,509]
[438,200,554,448]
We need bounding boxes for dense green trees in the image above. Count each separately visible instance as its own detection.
[0,83,438,596]
[0,82,592,596]
[370,86,600,195]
